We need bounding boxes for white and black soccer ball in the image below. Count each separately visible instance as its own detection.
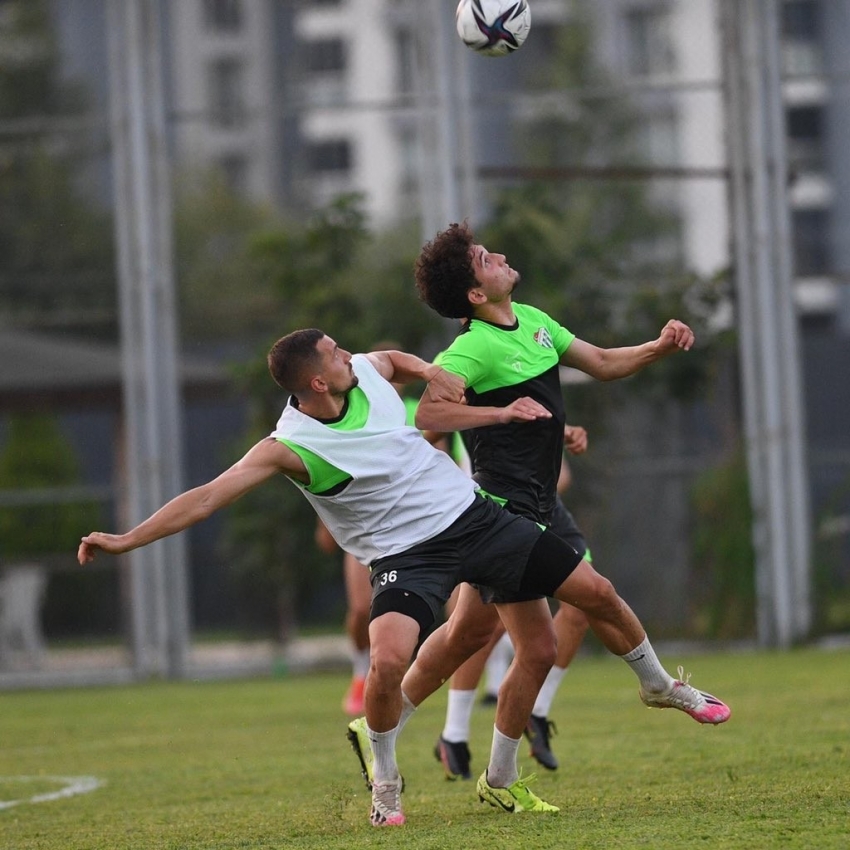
[455,0,531,58]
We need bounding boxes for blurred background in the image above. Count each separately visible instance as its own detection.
[0,0,848,687]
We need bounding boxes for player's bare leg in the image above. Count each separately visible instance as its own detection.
[361,612,419,827]
[342,552,371,715]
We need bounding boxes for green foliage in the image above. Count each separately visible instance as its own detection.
[481,182,733,449]
[811,472,850,634]
[0,0,115,337]
[0,0,63,118]
[0,414,99,560]
[2,650,849,849]
[172,173,278,341]
[690,447,756,638]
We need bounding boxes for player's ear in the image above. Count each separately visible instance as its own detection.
[468,287,486,306]
[309,374,328,393]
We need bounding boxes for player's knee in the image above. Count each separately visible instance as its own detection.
[580,574,620,619]
[368,643,408,690]
[512,630,557,674]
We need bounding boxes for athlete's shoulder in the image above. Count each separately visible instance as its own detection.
[352,352,377,372]
[441,322,485,354]
[515,302,574,351]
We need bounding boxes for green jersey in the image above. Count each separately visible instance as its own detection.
[436,302,575,523]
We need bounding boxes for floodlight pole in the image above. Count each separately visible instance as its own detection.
[721,0,812,646]
[107,0,190,677]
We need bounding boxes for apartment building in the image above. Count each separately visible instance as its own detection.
[167,0,280,202]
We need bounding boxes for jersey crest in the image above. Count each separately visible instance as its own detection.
[533,327,554,349]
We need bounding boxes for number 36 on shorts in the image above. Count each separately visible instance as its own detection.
[378,570,397,586]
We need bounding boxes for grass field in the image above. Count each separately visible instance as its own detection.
[1,647,848,849]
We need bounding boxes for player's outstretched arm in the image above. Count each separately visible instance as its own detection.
[77,438,307,565]
[561,320,694,382]
[415,393,551,432]
[365,349,465,403]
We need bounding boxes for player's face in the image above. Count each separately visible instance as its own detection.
[316,335,358,395]
[470,244,520,299]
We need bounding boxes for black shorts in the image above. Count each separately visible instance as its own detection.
[478,495,588,604]
[369,494,581,629]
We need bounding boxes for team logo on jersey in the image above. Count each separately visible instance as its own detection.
[533,327,554,349]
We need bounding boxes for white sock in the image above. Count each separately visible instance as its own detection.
[351,646,370,679]
[442,689,476,742]
[367,724,401,784]
[398,691,417,733]
[620,636,674,693]
[486,725,520,788]
[532,665,567,717]
[484,633,514,695]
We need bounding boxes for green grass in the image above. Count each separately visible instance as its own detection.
[1,648,848,849]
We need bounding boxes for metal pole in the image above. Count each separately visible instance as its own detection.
[411,0,441,240]
[106,0,190,678]
[761,0,813,638]
[721,0,812,647]
[453,12,479,222]
[432,0,461,224]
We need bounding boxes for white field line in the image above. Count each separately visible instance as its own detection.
[0,776,104,810]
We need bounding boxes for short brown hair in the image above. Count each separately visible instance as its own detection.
[267,328,324,394]
[414,221,476,319]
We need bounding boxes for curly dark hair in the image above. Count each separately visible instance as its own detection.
[414,221,477,319]
[267,328,324,394]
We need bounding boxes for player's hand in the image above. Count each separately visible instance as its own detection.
[498,397,552,424]
[563,424,588,455]
[425,368,466,404]
[78,532,131,564]
[657,319,694,353]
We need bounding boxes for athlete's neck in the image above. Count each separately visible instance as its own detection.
[473,300,516,326]
[293,391,348,421]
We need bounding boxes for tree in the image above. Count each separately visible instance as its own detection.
[0,0,116,338]
[172,172,279,343]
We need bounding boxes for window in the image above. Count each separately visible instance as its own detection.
[306,139,351,173]
[786,104,825,172]
[209,58,245,128]
[781,0,823,75]
[782,0,820,40]
[203,0,242,32]
[793,208,830,276]
[624,8,676,77]
[303,38,346,75]
[639,112,679,166]
[394,28,415,96]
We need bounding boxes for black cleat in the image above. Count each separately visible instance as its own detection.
[434,736,472,780]
[524,714,558,771]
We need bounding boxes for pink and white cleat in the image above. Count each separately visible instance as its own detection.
[640,666,731,724]
[370,778,405,826]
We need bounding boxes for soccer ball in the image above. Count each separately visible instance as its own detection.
[455,0,531,57]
